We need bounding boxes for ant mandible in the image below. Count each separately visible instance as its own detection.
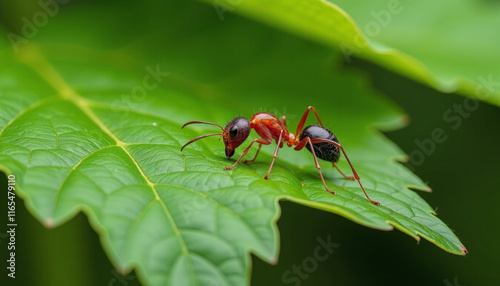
[181,106,380,206]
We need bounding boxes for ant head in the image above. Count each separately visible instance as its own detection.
[181,117,251,159]
[222,117,251,159]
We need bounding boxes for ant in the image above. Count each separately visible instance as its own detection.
[181,106,380,205]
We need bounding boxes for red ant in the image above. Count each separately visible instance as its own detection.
[181,106,380,205]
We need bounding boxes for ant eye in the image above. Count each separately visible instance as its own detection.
[229,126,238,138]
[224,117,250,148]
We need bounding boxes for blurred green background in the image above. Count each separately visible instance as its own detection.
[1,0,499,285]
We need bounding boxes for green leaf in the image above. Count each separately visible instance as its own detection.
[0,1,466,285]
[209,0,500,105]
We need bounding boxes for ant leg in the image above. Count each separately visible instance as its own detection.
[310,138,380,206]
[332,163,355,180]
[294,137,336,195]
[224,138,271,170]
[264,130,284,179]
[243,143,262,163]
[295,106,325,137]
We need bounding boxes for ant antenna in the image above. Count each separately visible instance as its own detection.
[181,121,225,151]
[182,121,224,131]
[181,133,223,151]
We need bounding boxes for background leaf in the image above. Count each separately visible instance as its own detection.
[0,0,468,285]
[209,0,500,105]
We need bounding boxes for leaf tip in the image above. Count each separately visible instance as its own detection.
[269,258,278,265]
[116,266,130,275]
[44,218,54,228]
[461,245,468,256]
[400,114,410,125]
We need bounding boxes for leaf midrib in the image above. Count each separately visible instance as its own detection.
[18,44,200,286]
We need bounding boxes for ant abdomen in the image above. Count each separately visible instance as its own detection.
[299,125,340,162]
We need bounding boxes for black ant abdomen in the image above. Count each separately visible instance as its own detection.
[299,125,340,163]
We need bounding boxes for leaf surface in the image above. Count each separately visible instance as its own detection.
[210,0,500,105]
[0,1,466,285]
